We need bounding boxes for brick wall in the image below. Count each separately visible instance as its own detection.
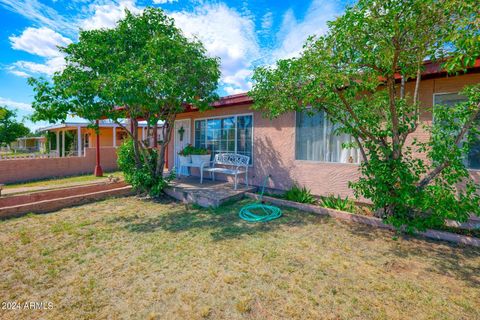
[0,147,118,184]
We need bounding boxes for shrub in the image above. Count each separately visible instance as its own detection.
[321,194,355,213]
[178,144,195,156]
[284,185,315,204]
[117,139,175,196]
[191,146,210,155]
[178,144,210,156]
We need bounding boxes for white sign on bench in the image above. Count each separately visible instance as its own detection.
[202,153,250,190]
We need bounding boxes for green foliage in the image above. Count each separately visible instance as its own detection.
[178,144,210,156]
[321,195,355,213]
[250,0,480,231]
[28,7,220,195]
[0,106,30,146]
[178,144,195,156]
[190,146,210,155]
[117,139,175,196]
[284,185,316,204]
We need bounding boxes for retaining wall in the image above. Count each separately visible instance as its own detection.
[0,147,118,184]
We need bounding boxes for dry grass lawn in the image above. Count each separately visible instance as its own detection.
[1,196,479,319]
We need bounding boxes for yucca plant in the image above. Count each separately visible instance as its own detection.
[284,185,316,204]
[321,194,355,213]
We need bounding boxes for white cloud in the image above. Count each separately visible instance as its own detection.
[272,0,341,60]
[224,86,246,95]
[0,97,32,111]
[171,3,259,93]
[0,0,76,36]
[9,27,72,58]
[13,56,66,76]
[81,0,142,31]
[7,68,31,78]
[260,11,273,31]
[8,27,70,77]
[153,0,178,4]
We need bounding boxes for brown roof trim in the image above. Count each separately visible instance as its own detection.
[116,58,480,117]
[184,58,480,112]
[182,93,253,113]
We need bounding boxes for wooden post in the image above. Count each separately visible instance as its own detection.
[112,125,117,147]
[56,131,59,157]
[61,130,65,157]
[77,126,82,157]
[94,120,103,177]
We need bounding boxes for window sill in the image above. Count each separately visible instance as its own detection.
[294,159,361,166]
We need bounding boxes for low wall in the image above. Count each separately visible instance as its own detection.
[0,147,118,184]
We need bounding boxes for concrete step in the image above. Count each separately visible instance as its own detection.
[165,178,255,208]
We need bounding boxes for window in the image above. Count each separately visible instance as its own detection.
[194,114,253,164]
[434,93,480,170]
[295,110,360,163]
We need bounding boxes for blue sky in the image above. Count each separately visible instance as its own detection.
[0,0,349,130]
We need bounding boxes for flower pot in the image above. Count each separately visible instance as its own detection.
[179,155,191,165]
[191,154,211,165]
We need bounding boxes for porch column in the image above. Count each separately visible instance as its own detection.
[61,130,65,157]
[56,131,59,156]
[77,126,82,157]
[112,125,117,148]
[153,125,158,147]
[94,120,103,177]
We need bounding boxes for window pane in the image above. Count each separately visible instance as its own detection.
[469,134,480,169]
[237,115,253,164]
[194,120,206,149]
[195,115,252,164]
[434,93,467,107]
[435,93,479,170]
[295,111,359,163]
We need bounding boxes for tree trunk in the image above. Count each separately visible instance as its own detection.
[155,114,175,177]
[130,119,142,169]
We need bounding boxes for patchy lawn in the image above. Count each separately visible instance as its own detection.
[1,197,479,320]
[4,171,123,190]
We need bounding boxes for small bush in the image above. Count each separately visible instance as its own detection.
[117,139,175,196]
[284,185,315,204]
[178,144,195,156]
[178,144,210,156]
[321,194,355,213]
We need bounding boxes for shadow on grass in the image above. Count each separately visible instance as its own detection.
[114,197,328,241]
[344,222,480,288]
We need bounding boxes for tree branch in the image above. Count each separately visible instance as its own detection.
[417,101,480,190]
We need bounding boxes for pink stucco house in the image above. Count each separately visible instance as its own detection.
[167,60,480,197]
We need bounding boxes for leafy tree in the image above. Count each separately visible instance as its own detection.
[0,106,30,147]
[29,8,220,195]
[250,0,480,230]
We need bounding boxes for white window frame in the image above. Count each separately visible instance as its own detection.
[433,92,480,171]
[193,113,254,166]
[294,110,360,165]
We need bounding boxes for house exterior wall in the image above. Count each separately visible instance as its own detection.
[0,147,118,184]
[168,72,480,197]
[87,127,144,147]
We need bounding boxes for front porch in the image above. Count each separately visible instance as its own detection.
[165,176,255,208]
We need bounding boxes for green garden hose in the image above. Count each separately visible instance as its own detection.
[239,176,282,222]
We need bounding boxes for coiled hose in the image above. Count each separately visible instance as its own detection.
[239,176,282,222]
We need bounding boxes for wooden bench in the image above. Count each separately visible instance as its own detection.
[201,153,250,190]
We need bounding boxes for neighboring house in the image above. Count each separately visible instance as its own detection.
[167,59,480,197]
[38,121,163,157]
[10,136,47,153]
[0,121,163,184]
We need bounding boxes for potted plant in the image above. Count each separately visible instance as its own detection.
[178,144,194,165]
[191,147,211,165]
